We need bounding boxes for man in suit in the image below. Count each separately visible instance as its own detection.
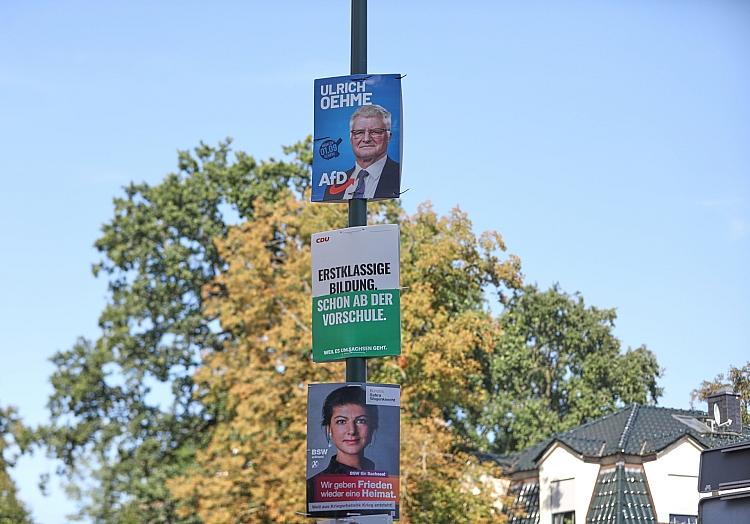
[323,104,400,201]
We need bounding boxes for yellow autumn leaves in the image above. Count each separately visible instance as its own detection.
[168,191,521,523]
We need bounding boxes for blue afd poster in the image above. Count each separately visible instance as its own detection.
[312,74,402,203]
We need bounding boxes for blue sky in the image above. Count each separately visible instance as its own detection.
[1,1,748,521]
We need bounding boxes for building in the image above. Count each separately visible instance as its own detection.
[499,389,750,524]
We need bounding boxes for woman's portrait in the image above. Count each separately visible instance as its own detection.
[319,385,379,473]
[306,382,400,519]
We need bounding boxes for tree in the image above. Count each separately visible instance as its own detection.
[473,284,663,454]
[0,407,33,524]
[42,136,664,522]
[168,197,521,523]
[692,361,750,426]
[40,139,310,522]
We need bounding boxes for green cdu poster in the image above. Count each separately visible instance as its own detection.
[311,225,400,362]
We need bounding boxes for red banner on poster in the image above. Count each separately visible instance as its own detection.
[312,473,399,503]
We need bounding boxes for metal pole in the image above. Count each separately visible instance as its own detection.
[346,0,367,384]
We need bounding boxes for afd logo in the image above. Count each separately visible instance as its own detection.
[315,237,330,244]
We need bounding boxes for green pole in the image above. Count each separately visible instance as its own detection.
[346,0,367,383]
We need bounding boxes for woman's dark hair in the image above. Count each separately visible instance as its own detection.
[321,385,379,431]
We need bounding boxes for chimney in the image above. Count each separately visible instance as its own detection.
[707,387,742,434]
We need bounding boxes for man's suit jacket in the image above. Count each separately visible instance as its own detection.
[323,157,400,201]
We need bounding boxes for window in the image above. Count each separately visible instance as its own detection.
[669,515,697,524]
[553,511,575,524]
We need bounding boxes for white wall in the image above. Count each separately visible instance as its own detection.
[476,473,511,511]
[643,438,703,523]
[538,444,600,524]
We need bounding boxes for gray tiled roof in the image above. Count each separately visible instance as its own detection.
[507,481,540,524]
[506,405,750,473]
[586,464,656,523]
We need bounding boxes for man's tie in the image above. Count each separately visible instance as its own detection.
[352,170,369,199]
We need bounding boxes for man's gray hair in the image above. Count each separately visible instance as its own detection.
[349,104,392,131]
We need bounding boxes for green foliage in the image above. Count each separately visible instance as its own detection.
[692,361,750,426]
[473,284,663,454]
[0,407,33,524]
[40,139,310,522]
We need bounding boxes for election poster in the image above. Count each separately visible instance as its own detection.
[306,383,400,520]
[311,225,400,362]
[312,74,403,202]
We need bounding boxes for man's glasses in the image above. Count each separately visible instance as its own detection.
[350,128,389,139]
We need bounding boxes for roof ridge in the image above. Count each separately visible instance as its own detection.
[640,404,707,416]
[559,404,633,435]
[615,463,624,522]
[618,404,639,451]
